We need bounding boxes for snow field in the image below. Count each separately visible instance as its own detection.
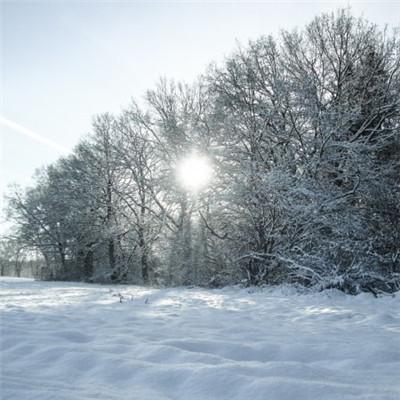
[1,278,400,400]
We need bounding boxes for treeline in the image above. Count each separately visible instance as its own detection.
[4,10,400,293]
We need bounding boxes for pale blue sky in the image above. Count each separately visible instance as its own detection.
[1,1,400,227]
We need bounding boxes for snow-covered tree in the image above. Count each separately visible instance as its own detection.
[5,9,400,293]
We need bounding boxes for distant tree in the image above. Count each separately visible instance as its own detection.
[0,239,24,277]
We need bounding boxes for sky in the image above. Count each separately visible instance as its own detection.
[1,0,400,228]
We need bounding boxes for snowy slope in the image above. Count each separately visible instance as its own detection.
[1,278,399,400]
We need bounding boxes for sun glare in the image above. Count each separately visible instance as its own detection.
[177,154,213,192]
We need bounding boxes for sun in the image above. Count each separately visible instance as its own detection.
[176,153,213,192]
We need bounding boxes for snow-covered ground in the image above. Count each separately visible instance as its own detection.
[1,278,399,400]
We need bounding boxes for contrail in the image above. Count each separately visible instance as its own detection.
[0,116,70,154]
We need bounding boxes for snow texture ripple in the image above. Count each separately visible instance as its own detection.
[1,278,399,400]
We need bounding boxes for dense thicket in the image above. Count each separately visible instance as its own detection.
[4,10,400,294]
